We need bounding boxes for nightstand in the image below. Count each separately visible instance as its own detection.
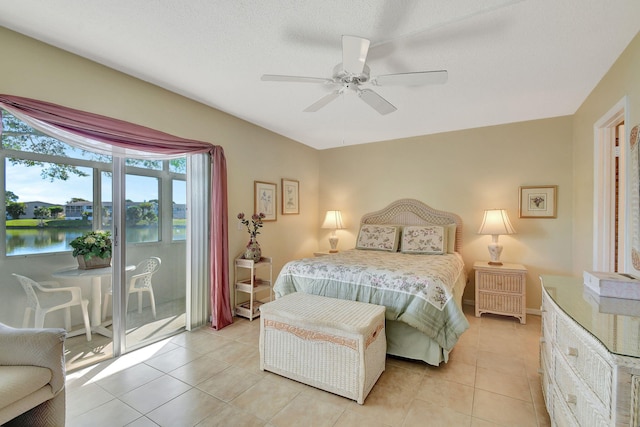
[313,251,335,257]
[474,261,527,324]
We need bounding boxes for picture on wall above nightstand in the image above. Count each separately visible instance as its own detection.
[519,185,557,218]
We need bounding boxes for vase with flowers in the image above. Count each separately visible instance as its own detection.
[70,230,113,269]
[238,212,265,262]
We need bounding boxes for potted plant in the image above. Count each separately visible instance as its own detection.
[70,230,112,269]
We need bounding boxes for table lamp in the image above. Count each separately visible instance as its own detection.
[321,210,345,253]
[477,209,516,265]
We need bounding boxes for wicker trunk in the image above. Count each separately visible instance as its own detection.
[259,292,386,404]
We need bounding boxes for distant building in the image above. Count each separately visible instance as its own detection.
[64,201,93,220]
[23,201,57,219]
[173,204,186,219]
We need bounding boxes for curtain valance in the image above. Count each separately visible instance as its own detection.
[0,94,232,330]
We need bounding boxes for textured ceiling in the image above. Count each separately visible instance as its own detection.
[0,0,638,150]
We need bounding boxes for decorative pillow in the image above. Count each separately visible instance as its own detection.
[400,225,447,254]
[356,225,401,252]
[443,223,457,253]
[418,223,457,253]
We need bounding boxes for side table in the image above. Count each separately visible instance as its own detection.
[474,261,527,324]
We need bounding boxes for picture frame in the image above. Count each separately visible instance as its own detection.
[281,178,299,215]
[254,181,277,221]
[519,185,558,218]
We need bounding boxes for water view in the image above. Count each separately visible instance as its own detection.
[5,227,174,256]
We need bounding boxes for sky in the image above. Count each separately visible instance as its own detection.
[7,162,186,205]
[3,110,187,206]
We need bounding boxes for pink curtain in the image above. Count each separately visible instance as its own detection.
[0,94,233,330]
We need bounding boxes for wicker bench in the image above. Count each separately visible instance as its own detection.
[259,292,386,404]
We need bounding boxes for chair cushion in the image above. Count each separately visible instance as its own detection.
[0,366,52,410]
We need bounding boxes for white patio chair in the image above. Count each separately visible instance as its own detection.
[13,273,91,341]
[102,257,160,321]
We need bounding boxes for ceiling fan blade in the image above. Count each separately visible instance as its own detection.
[342,35,370,75]
[372,70,448,86]
[303,90,342,112]
[358,89,397,115]
[261,74,333,84]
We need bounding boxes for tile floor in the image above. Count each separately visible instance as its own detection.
[64,300,186,372]
[65,305,551,426]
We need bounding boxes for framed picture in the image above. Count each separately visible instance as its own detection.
[519,185,558,218]
[254,181,277,221]
[281,178,299,215]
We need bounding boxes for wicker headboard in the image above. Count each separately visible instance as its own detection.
[360,199,463,253]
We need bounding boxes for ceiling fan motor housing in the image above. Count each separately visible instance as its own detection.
[333,63,370,86]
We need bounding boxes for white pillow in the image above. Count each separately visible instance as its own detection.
[400,225,447,254]
[443,223,457,253]
[356,225,401,252]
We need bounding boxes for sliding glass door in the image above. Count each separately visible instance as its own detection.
[1,109,190,370]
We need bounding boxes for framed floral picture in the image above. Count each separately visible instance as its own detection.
[254,181,277,221]
[281,178,299,215]
[519,185,557,218]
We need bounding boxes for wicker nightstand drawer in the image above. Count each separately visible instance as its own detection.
[474,261,527,324]
[476,271,524,294]
[477,292,523,315]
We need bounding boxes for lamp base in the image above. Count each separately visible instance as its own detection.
[329,249,339,253]
[487,242,504,266]
[328,235,339,253]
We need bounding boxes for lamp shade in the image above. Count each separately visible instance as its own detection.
[477,209,516,236]
[321,210,345,229]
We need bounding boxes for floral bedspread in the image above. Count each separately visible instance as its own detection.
[273,249,469,350]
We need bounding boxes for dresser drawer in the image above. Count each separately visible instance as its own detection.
[554,349,609,427]
[550,386,579,427]
[476,271,524,294]
[541,292,555,334]
[540,349,552,406]
[477,292,523,315]
[554,308,613,412]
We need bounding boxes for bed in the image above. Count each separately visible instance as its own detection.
[273,199,469,366]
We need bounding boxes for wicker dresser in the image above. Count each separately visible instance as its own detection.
[540,275,640,426]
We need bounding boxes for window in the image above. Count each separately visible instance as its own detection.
[2,109,186,256]
[172,179,186,241]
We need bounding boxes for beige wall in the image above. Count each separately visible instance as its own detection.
[572,31,640,275]
[318,117,574,310]
[0,27,320,315]
[1,24,639,316]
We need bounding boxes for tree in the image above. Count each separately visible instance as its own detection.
[33,206,51,219]
[49,206,64,218]
[2,110,90,182]
[67,197,89,204]
[138,202,158,224]
[126,206,142,223]
[2,109,187,178]
[6,202,26,220]
[33,206,51,226]
[5,190,18,204]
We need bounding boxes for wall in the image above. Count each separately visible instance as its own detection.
[0,27,320,324]
[2,24,638,320]
[318,116,574,311]
[572,31,640,276]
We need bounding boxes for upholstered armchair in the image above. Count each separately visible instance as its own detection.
[0,323,66,427]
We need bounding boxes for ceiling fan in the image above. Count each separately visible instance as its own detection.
[261,35,448,115]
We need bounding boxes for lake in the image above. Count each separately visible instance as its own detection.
[5,226,183,256]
